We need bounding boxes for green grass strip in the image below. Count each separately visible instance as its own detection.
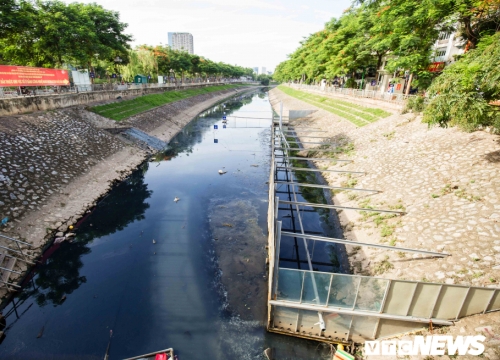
[90,84,240,121]
[316,97,379,122]
[278,85,391,127]
[304,97,374,124]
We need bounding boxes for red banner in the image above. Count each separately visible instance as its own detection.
[428,62,446,73]
[0,65,70,87]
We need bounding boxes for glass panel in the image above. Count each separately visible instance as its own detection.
[354,277,389,312]
[433,285,468,319]
[383,281,417,315]
[350,315,379,343]
[277,268,303,302]
[302,272,331,306]
[487,290,500,312]
[272,305,299,332]
[296,309,324,337]
[459,288,495,317]
[328,274,361,309]
[408,283,441,318]
[323,313,352,342]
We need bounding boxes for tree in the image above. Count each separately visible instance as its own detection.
[0,0,32,39]
[257,74,271,85]
[0,1,131,71]
[423,32,500,131]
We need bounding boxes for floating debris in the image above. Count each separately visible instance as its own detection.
[36,326,45,339]
[54,237,66,244]
[218,170,227,175]
[152,239,156,244]
[174,197,180,202]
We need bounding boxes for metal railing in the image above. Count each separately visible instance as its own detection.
[0,233,35,264]
[267,110,500,346]
[287,83,420,104]
[0,233,36,291]
[0,79,257,99]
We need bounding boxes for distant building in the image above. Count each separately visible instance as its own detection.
[168,32,194,54]
[261,67,266,75]
[431,30,464,66]
[373,28,465,94]
[253,67,259,74]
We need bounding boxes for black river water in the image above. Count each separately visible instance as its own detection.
[0,90,342,360]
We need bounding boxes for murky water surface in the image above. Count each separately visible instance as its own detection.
[0,91,337,360]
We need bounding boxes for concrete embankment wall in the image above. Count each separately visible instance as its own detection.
[0,83,233,116]
[0,86,258,301]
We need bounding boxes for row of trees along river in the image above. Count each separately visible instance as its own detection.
[273,0,500,133]
[0,0,255,82]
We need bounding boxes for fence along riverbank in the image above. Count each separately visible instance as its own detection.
[266,104,500,350]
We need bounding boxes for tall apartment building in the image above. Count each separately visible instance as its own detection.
[253,67,259,74]
[261,67,266,75]
[168,32,194,54]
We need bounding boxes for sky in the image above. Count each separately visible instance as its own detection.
[60,0,353,72]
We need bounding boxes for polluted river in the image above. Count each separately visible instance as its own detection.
[0,89,344,360]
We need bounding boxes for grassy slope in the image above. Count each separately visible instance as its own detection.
[278,85,391,127]
[90,84,239,121]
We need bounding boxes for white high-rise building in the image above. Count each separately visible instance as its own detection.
[261,67,266,75]
[168,32,194,54]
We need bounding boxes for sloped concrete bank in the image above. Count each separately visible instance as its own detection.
[0,86,258,301]
[269,87,500,359]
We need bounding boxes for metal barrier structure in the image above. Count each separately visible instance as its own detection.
[267,107,500,346]
[0,233,36,291]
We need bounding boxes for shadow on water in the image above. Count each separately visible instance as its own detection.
[12,169,152,309]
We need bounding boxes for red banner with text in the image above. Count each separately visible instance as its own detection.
[0,65,70,87]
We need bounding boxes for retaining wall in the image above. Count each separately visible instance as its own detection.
[0,83,232,117]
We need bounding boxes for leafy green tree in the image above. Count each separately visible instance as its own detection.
[257,74,271,85]
[423,32,500,131]
[0,0,33,39]
[0,1,131,71]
